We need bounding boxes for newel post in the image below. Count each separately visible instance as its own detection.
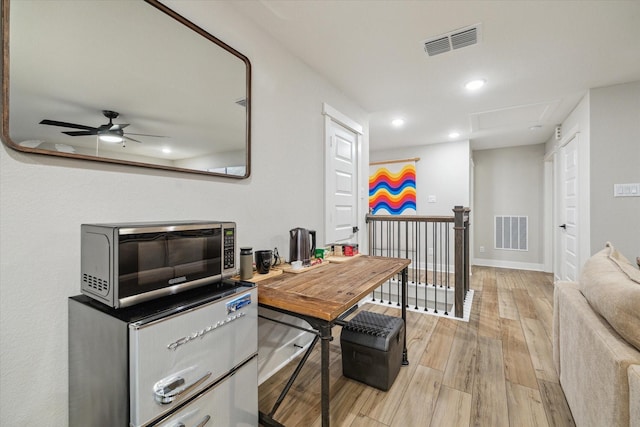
[453,205,466,318]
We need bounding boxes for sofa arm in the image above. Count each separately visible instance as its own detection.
[631,365,640,427]
[553,281,579,377]
[555,281,640,427]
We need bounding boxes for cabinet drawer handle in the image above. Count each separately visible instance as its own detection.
[154,371,212,404]
[170,414,210,427]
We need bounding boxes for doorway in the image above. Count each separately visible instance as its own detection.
[322,103,363,247]
[557,132,581,281]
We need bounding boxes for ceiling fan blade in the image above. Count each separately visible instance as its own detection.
[125,132,166,138]
[40,119,96,131]
[63,130,98,136]
[124,135,142,143]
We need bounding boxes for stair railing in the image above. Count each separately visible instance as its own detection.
[365,206,470,318]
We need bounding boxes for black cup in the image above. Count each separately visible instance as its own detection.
[255,250,273,274]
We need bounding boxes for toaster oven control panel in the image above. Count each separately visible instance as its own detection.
[223,228,235,270]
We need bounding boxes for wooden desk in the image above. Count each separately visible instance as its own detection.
[257,255,411,427]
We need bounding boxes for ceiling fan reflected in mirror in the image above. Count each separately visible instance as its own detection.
[39,110,165,147]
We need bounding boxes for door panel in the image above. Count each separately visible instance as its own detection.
[560,135,579,281]
[326,121,358,244]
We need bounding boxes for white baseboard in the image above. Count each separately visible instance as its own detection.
[472,258,547,272]
[362,289,474,322]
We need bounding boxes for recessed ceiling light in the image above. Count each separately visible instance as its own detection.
[449,132,460,139]
[392,118,405,127]
[162,148,171,154]
[465,79,486,91]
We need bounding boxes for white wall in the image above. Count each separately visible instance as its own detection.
[547,81,639,276]
[368,141,470,272]
[589,81,640,260]
[473,144,546,270]
[370,140,471,215]
[0,2,368,424]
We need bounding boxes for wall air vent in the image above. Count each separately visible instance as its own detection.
[422,23,482,57]
[495,215,528,251]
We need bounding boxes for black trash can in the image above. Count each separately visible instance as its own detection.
[340,310,405,391]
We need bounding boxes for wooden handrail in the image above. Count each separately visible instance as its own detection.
[366,214,454,223]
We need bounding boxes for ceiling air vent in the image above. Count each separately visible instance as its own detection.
[422,23,481,57]
[424,36,450,56]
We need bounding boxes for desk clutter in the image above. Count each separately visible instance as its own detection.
[238,225,361,280]
[279,258,329,273]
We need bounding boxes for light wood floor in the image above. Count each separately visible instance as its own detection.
[258,266,576,426]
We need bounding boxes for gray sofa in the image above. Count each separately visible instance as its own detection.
[553,243,640,427]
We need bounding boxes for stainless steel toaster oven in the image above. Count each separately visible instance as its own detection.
[81,221,236,308]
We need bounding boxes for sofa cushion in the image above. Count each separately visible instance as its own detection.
[580,242,640,351]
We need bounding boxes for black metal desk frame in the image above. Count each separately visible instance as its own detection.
[258,268,409,427]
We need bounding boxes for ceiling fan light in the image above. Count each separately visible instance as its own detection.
[99,134,123,143]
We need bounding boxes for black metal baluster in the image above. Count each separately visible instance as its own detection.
[424,220,429,312]
[411,221,417,284]
[388,220,393,305]
[414,221,419,309]
[379,220,385,303]
[371,218,376,302]
[444,221,450,315]
[433,222,438,314]
[439,224,443,287]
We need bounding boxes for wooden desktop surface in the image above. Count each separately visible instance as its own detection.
[257,255,411,321]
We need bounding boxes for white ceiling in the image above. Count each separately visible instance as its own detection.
[230,0,640,151]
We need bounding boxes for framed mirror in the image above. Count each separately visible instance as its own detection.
[1,0,251,178]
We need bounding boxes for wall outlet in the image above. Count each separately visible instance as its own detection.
[479,246,485,253]
[428,195,437,203]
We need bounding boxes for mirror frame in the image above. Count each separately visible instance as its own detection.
[1,0,251,178]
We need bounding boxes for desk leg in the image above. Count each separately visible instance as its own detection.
[402,267,409,365]
[320,323,332,427]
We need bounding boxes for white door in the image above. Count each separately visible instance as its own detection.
[559,135,579,281]
[325,120,358,244]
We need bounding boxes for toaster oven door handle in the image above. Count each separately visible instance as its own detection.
[153,371,212,404]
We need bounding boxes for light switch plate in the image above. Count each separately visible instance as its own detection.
[614,183,640,197]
